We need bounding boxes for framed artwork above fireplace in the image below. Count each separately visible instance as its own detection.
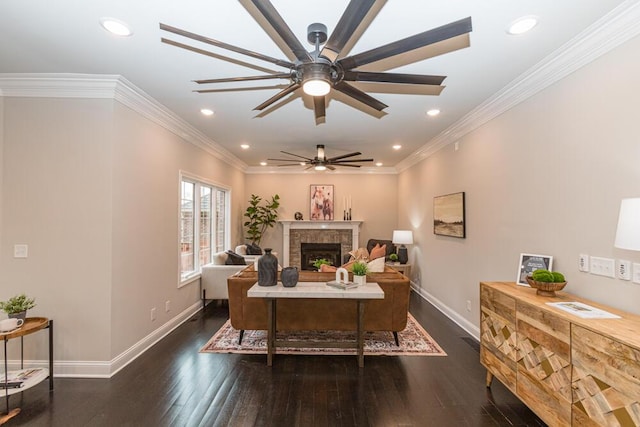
[310,185,334,221]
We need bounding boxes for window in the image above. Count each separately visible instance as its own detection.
[180,173,229,283]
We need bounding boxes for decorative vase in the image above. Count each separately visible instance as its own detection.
[258,248,278,286]
[353,275,366,286]
[281,267,299,287]
[9,311,27,321]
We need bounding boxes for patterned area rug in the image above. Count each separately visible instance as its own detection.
[200,313,446,357]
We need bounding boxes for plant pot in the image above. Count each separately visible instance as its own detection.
[526,277,567,297]
[353,275,366,286]
[281,267,299,287]
[8,311,27,321]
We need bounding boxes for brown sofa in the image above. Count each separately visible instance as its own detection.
[227,265,411,345]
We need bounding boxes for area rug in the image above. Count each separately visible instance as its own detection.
[199,313,446,357]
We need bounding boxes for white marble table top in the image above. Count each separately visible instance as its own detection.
[247,281,384,299]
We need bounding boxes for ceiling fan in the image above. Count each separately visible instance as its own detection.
[268,145,373,170]
[160,0,472,124]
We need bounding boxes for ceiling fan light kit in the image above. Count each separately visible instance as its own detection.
[160,0,472,124]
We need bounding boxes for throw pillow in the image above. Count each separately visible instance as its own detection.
[246,243,262,255]
[367,256,385,272]
[225,250,246,265]
[213,251,228,265]
[320,264,337,273]
[369,243,386,260]
[348,247,369,262]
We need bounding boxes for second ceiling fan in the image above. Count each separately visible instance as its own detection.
[268,145,373,170]
[160,0,473,124]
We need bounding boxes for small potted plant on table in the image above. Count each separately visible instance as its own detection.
[0,294,36,320]
[389,253,399,264]
[526,269,567,297]
[352,261,368,286]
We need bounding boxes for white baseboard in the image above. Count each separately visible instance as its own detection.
[411,283,480,340]
[4,302,202,378]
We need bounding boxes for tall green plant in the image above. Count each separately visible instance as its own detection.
[243,194,280,245]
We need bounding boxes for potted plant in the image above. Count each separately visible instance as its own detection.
[312,258,331,271]
[526,269,567,297]
[352,261,368,286]
[389,253,399,264]
[243,194,280,246]
[0,294,36,320]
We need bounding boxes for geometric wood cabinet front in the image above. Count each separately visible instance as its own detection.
[516,301,572,426]
[572,324,640,427]
[480,281,640,427]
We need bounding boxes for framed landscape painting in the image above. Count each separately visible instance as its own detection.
[310,185,334,220]
[434,192,466,238]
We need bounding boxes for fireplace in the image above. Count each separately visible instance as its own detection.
[279,220,362,268]
[301,243,341,271]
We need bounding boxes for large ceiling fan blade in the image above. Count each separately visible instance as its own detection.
[279,151,313,162]
[338,16,472,70]
[332,158,374,163]
[333,81,388,111]
[351,82,444,96]
[253,83,300,111]
[195,84,287,93]
[160,23,295,69]
[161,38,279,75]
[327,152,362,161]
[343,71,445,86]
[320,0,385,62]
[326,165,336,171]
[333,164,361,168]
[314,96,326,125]
[194,73,291,84]
[240,0,312,63]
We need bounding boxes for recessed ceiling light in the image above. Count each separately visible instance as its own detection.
[240,144,250,149]
[507,16,538,35]
[260,162,267,166]
[426,109,440,117]
[200,108,214,116]
[376,162,383,167]
[393,144,402,150]
[99,18,133,37]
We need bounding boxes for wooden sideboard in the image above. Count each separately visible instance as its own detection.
[480,281,640,427]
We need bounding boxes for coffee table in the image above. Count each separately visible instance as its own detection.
[248,281,384,367]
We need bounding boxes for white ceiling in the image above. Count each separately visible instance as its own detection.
[0,0,630,171]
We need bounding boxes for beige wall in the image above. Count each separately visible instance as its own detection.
[243,173,398,255]
[0,94,246,368]
[399,33,640,333]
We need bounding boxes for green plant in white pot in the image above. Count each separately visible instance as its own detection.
[0,294,36,320]
[352,261,368,286]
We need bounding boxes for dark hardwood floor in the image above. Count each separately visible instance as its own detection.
[4,292,543,426]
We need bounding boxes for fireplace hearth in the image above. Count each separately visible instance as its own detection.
[301,243,341,271]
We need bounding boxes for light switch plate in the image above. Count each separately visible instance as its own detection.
[633,263,640,284]
[590,256,615,278]
[14,244,28,258]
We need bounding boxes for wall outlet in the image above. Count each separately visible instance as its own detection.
[590,256,615,278]
[466,300,472,312]
[579,254,589,272]
[150,307,156,321]
[633,263,640,284]
[14,244,28,258]
[617,260,631,280]
[165,300,171,312]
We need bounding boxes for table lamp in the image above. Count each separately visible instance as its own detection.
[615,198,640,250]
[392,230,413,264]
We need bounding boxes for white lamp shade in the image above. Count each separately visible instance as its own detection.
[615,198,640,250]
[392,230,414,245]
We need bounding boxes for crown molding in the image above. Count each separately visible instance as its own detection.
[244,165,398,175]
[396,0,640,172]
[0,73,248,172]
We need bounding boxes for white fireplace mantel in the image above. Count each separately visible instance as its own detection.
[279,220,362,267]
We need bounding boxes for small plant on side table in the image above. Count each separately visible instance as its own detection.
[527,269,567,297]
[0,294,36,320]
[389,253,399,263]
[312,258,331,271]
[352,261,368,285]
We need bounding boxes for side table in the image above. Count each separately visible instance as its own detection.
[386,263,411,278]
[1,317,53,424]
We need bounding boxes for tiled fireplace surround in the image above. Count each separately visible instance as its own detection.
[280,221,362,268]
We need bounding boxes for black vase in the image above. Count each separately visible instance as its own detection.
[281,267,299,287]
[258,248,278,286]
